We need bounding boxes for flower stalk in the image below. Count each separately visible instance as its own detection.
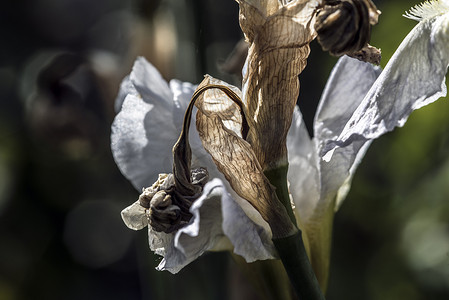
[265,164,324,299]
[273,231,325,300]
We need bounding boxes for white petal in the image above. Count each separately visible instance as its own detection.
[169,79,196,132]
[288,57,380,218]
[114,75,135,113]
[221,190,276,262]
[130,57,173,106]
[323,15,449,155]
[313,56,380,210]
[157,181,223,273]
[314,56,381,143]
[111,93,177,190]
[320,140,371,210]
[287,107,320,222]
[156,178,275,273]
[111,58,213,190]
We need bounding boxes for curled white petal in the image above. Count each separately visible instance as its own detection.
[130,57,173,106]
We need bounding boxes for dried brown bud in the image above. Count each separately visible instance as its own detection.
[149,191,182,233]
[315,0,381,59]
[137,168,209,234]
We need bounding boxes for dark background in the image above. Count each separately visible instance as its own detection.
[1,0,449,299]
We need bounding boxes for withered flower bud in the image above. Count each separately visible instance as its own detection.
[315,0,381,64]
[148,191,181,233]
[139,168,208,234]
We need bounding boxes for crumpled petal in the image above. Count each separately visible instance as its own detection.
[323,14,449,156]
[156,178,276,274]
[111,57,213,190]
[195,75,245,137]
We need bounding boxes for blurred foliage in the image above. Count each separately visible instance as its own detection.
[0,0,448,299]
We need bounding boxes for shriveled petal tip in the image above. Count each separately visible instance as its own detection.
[121,201,148,230]
[323,14,449,158]
[155,178,275,274]
[197,75,244,136]
[238,0,319,53]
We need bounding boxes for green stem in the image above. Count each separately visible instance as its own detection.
[264,165,325,300]
[273,231,325,300]
[264,165,297,226]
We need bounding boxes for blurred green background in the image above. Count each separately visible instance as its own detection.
[1,0,448,299]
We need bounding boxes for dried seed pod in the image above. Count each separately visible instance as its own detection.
[315,0,380,57]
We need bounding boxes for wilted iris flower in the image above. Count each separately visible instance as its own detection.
[112,0,449,294]
[112,55,381,282]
